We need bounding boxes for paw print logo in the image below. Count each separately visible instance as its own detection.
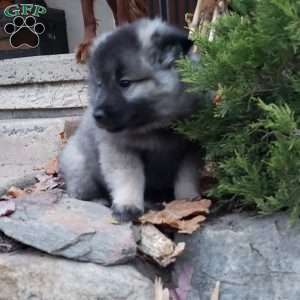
[4,16,45,48]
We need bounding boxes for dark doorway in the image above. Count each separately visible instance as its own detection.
[149,0,197,30]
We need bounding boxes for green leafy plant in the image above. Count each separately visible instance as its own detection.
[177,0,300,221]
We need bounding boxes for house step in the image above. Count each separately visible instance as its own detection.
[0,54,88,85]
[0,54,88,115]
[0,54,87,194]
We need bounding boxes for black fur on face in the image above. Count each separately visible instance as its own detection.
[88,19,193,133]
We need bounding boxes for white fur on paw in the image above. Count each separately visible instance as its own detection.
[112,204,143,222]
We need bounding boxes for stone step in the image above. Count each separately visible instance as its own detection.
[0,117,79,195]
[175,213,300,300]
[0,54,86,194]
[0,54,88,112]
[0,250,154,300]
[0,54,87,86]
[1,81,88,110]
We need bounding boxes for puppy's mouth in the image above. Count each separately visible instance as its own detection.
[95,120,126,132]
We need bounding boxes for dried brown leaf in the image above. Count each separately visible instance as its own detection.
[139,199,211,234]
[0,199,15,217]
[45,157,59,176]
[4,173,63,201]
[6,186,27,198]
[33,174,61,192]
[176,215,207,234]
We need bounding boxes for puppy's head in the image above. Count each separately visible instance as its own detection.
[88,19,193,133]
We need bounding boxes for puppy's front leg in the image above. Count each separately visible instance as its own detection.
[99,142,145,222]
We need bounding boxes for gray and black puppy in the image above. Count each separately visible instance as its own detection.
[60,18,202,222]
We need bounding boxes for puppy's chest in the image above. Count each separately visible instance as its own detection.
[125,129,187,152]
[140,147,185,189]
[138,132,188,187]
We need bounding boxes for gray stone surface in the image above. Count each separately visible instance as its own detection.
[0,250,154,300]
[0,54,87,193]
[1,82,88,110]
[0,117,79,195]
[0,54,87,85]
[175,213,300,300]
[0,191,136,265]
[0,54,88,111]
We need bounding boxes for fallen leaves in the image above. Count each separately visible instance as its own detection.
[3,174,62,202]
[139,199,211,234]
[45,157,59,176]
[0,130,65,218]
[0,187,25,218]
[6,186,27,198]
[0,159,63,219]
[33,173,62,192]
[0,178,63,219]
[137,198,212,267]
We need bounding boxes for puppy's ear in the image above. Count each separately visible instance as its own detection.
[151,29,193,68]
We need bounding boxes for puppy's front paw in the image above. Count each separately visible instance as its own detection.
[112,204,143,223]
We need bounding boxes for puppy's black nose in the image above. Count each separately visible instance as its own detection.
[93,110,105,121]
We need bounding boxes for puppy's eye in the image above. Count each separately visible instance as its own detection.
[119,79,131,88]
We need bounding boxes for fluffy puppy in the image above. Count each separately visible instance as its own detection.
[60,18,203,222]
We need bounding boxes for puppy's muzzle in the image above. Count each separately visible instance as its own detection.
[93,106,127,132]
[93,109,106,121]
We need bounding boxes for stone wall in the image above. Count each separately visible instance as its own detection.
[0,54,87,195]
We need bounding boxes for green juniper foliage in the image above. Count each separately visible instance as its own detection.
[177,0,300,220]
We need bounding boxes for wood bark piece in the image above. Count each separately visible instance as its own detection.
[137,224,185,267]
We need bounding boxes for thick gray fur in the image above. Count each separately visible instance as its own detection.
[60,19,203,222]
